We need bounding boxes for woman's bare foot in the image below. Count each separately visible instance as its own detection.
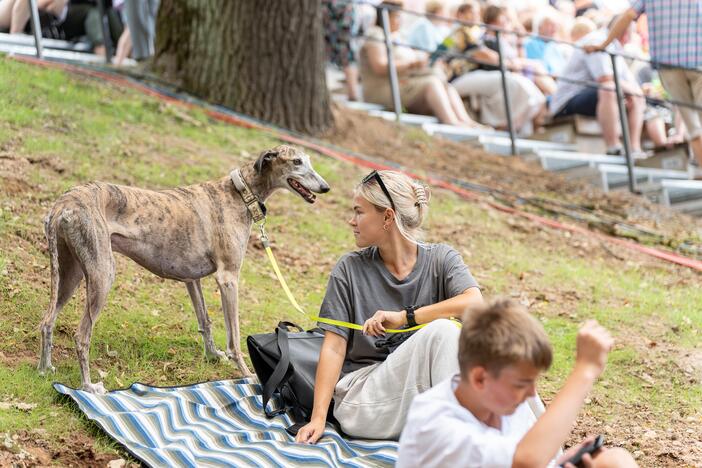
[458,120,492,131]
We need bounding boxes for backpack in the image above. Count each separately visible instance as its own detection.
[246,321,336,435]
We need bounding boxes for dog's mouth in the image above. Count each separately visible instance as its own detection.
[288,178,316,203]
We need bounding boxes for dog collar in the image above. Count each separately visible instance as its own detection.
[230,169,267,223]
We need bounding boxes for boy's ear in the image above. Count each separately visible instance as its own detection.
[469,366,488,389]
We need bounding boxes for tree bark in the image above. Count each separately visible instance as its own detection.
[152,0,333,135]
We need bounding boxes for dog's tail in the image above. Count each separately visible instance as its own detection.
[42,212,60,327]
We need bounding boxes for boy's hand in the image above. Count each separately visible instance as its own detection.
[575,320,614,379]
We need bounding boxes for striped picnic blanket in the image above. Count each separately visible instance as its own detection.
[54,378,398,467]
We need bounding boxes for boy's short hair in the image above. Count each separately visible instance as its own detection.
[456,2,479,17]
[482,4,505,26]
[458,299,553,377]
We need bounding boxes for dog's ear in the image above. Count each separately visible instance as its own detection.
[254,149,279,174]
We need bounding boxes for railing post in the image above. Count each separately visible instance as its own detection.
[97,0,114,63]
[28,0,43,59]
[496,30,516,156]
[380,7,403,122]
[611,53,637,193]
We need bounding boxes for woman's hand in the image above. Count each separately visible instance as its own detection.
[362,310,406,337]
[295,417,326,444]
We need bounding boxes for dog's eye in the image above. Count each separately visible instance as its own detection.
[293,159,302,166]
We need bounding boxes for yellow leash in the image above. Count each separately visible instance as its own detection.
[258,224,426,334]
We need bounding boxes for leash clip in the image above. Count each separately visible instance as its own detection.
[258,221,270,248]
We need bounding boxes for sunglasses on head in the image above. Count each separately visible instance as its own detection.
[362,170,396,212]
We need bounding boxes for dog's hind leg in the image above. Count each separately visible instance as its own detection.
[215,270,253,377]
[63,212,115,394]
[38,235,84,375]
[186,280,225,362]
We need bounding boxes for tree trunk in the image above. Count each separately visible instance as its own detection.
[152,0,333,135]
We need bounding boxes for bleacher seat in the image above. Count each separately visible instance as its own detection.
[596,164,689,192]
[660,179,702,215]
[368,109,440,126]
[535,150,624,172]
[421,122,509,141]
[479,135,576,156]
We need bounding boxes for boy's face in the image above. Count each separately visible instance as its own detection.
[457,8,478,24]
[480,361,541,416]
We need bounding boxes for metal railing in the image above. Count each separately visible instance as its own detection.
[349,0,702,194]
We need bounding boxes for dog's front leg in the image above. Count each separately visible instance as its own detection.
[186,280,225,362]
[215,270,253,377]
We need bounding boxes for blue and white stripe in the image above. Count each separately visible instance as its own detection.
[55,378,398,467]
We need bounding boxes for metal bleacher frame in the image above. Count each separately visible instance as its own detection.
[344,0,702,197]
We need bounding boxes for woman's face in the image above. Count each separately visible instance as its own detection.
[348,194,388,248]
[389,11,402,32]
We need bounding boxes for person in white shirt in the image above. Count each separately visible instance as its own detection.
[397,299,638,468]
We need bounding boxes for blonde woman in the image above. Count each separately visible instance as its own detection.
[296,170,483,443]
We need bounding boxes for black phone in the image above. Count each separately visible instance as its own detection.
[559,435,605,468]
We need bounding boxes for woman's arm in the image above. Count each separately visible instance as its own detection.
[415,287,483,324]
[363,287,483,336]
[365,42,425,76]
[295,331,347,444]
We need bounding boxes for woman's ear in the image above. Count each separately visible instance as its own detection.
[384,208,394,223]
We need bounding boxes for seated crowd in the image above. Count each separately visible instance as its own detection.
[324,0,702,171]
[294,168,639,467]
[0,0,158,65]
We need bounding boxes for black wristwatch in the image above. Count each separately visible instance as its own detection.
[404,305,418,327]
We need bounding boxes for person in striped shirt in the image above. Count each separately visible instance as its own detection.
[588,0,702,178]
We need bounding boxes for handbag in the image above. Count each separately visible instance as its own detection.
[246,321,335,435]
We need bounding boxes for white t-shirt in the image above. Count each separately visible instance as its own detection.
[397,375,555,468]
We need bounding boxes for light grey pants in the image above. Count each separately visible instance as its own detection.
[333,319,461,440]
[124,0,160,60]
[451,69,545,136]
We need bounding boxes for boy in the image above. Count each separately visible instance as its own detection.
[397,299,638,467]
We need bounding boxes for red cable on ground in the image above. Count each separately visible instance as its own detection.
[12,55,702,272]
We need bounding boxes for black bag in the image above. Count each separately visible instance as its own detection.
[246,321,334,435]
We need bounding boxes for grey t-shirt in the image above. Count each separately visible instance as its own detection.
[318,243,479,375]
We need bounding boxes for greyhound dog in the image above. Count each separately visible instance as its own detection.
[37,145,330,393]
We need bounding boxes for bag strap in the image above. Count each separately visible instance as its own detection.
[261,322,295,418]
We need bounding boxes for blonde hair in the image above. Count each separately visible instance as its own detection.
[570,17,596,42]
[458,299,553,378]
[356,170,431,244]
[425,0,444,15]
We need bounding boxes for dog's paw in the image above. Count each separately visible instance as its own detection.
[205,349,227,363]
[37,364,56,376]
[82,381,107,394]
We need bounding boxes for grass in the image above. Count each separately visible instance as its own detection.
[0,55,700,466]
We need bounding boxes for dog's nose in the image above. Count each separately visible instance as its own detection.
[320,184,330,193]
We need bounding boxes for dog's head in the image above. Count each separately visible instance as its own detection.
[254,145,330,203]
